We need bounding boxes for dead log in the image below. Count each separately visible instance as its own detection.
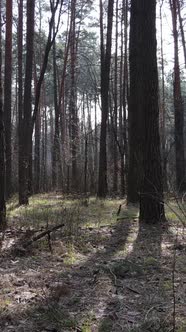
[23,222,65,248]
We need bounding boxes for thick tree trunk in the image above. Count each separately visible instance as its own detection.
[129,0,165,222]
[4,0,12,198]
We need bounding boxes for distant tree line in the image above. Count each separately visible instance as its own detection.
[0,0,186,225]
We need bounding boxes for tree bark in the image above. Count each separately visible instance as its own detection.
[70,0,78,191]
[52,29,60,189]
[19,0,35,205]
[129,0,165,222]
[18,0,24,205]
[176,0,186,69]
[128,0,143,203]
[4,0,12,198]
[113,0,119,193]
[123,0,129,196]
[159,0,168,191]
[97,0,114,198]
[0,0,6,226]
[170,0,186,192]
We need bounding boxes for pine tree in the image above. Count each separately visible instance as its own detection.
[129,0,165,222]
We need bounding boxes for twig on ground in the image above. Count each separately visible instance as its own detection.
[23,222,65,248]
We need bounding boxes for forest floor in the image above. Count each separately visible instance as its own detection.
[0,193,186,332]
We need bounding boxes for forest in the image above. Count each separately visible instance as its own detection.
[0,0,186,331]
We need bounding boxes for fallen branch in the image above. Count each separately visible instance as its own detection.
[23,223,65,248]
[117,204,122,216]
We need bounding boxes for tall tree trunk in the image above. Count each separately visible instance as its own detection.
[52,30,60,189]
[170,0,186,192]
[127,0,143,203]
[33,57,40,193]
[44,101,48,191]
[160,0,167,191]
[34,1,42,194]
[129,0,165,222]
[123,0,129,195]
[19,0,35,205]
[18,0,24,205]
[97,0,114,198]
[119,8,125,196]
[4,0,12,198]
[113,0,119,193]
[0,0,6,226]
[176,0,186,69]
[70,0,78,191]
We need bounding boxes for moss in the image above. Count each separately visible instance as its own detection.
[81,323,92,332]
[163,280,172,291]
[63,243,77,265]
[143,257,158,266]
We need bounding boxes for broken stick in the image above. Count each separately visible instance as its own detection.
[23,222,65,248]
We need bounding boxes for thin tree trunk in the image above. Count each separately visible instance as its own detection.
[18,0,24,205]
[177,0,186,69]
[0,0,6,226]
[52,29,60,189]
[84,136,88,193]
[97,0,114,198]
[20,0,35,205]
[34,105,41,193]
[34,1,42,194]
[170,0,186,192]
[128,0,144,204]
[123,0,129,195]
[119,9,125,196]
[44,101,48,191]
[94,95,98,191]
[113,0,119,193]
[160,0,167,190]
[33,55,40,194]
[4,0,12,198]
[70,0,78,191]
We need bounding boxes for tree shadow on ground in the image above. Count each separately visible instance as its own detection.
[98,221,174,332]
[0,215,133,332]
